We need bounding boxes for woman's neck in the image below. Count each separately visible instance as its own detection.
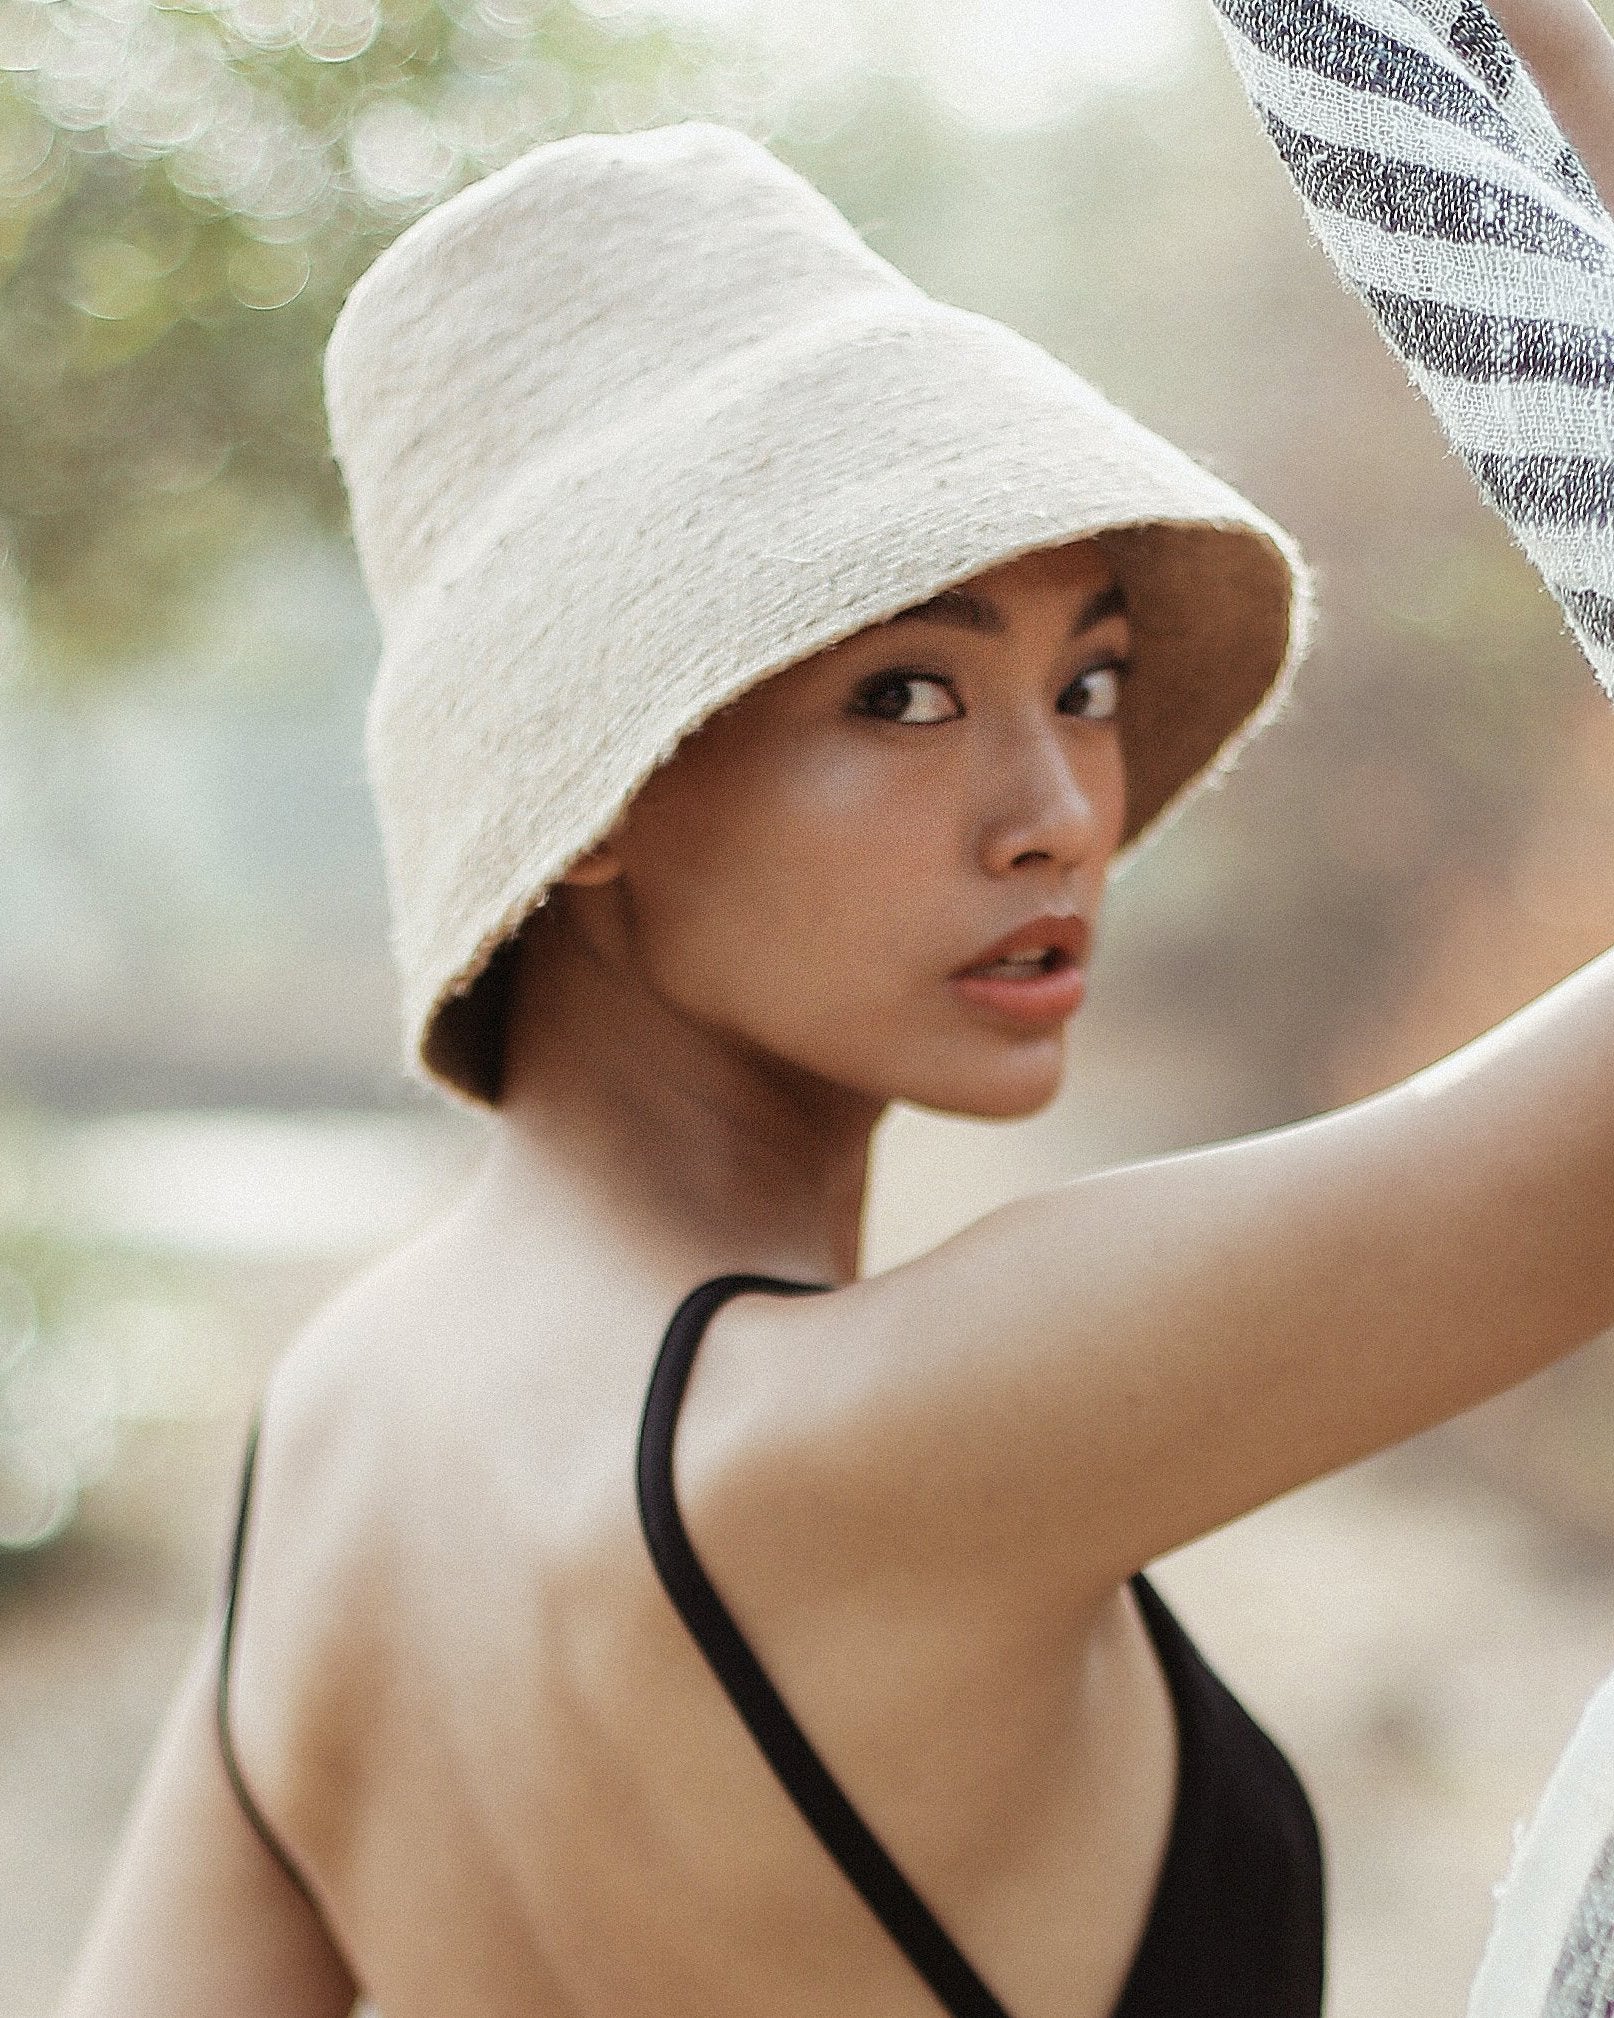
[486,913,882,1288]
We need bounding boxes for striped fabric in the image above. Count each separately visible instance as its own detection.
[1208,0,1614,697]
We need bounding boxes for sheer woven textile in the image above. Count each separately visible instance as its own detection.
[1463,1668,1614,2018]
[1209,0,1614,697]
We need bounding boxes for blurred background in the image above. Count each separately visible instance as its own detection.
[4,0,1614,2010]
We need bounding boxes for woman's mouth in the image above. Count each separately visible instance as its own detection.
[948,919,1089,1026]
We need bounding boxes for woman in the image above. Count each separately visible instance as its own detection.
[60,4,1614,2015]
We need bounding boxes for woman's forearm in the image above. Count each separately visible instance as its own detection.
[1484,0,1614,213]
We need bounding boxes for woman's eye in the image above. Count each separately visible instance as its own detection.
[1060,665,1126,721]
[854,672,962,724]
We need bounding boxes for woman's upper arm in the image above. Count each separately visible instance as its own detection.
[699,942,1614,1611]
[58,1629,358,2018]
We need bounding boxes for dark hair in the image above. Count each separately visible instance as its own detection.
[424,920,529,1106]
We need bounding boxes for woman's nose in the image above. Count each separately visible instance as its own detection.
[977,728,1121,877]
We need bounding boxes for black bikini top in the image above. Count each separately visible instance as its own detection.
[636,1271,1327,2018]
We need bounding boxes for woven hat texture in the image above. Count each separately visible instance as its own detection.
[325,120,1314,1105]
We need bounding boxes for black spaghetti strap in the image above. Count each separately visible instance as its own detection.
[217,1414,323,1912]
[635,1271,1018,2018]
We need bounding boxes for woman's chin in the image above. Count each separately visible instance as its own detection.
[893,1046,1068,1122]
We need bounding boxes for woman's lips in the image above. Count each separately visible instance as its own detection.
[948,956,1087,1026]
[947,912,1090,1026]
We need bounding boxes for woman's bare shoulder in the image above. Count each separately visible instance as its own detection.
[219,1209,677,1851]
[263,1196,617,1418]
[248,1193,699,1563]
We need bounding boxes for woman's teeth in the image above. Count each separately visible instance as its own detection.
[974,950,1054,977]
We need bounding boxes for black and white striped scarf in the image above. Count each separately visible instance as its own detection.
[1208,0,1614,698]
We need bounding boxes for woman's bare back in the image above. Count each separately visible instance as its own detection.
[219,1195,1180,2018]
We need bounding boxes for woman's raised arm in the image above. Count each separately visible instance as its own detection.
[58,1630,357,2018]
[695,938,1614,1615]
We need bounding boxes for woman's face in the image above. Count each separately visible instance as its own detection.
[558,538,1132,1119]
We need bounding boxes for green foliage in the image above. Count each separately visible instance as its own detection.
[0,0,716,668]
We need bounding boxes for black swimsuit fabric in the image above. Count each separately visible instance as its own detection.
[636,1270,1326,2018]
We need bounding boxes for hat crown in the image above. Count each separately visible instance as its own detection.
[324,122,915,618]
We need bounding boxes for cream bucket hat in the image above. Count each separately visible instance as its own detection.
[325,120,1314,1106]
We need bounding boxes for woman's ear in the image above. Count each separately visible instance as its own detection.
[558,838,622,887]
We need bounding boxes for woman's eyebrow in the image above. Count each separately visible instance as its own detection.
[1070,582,1128,634]
[878,580,1129,637]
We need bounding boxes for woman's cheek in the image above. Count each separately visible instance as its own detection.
[775,728,947,854]
[630,716,952,998]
